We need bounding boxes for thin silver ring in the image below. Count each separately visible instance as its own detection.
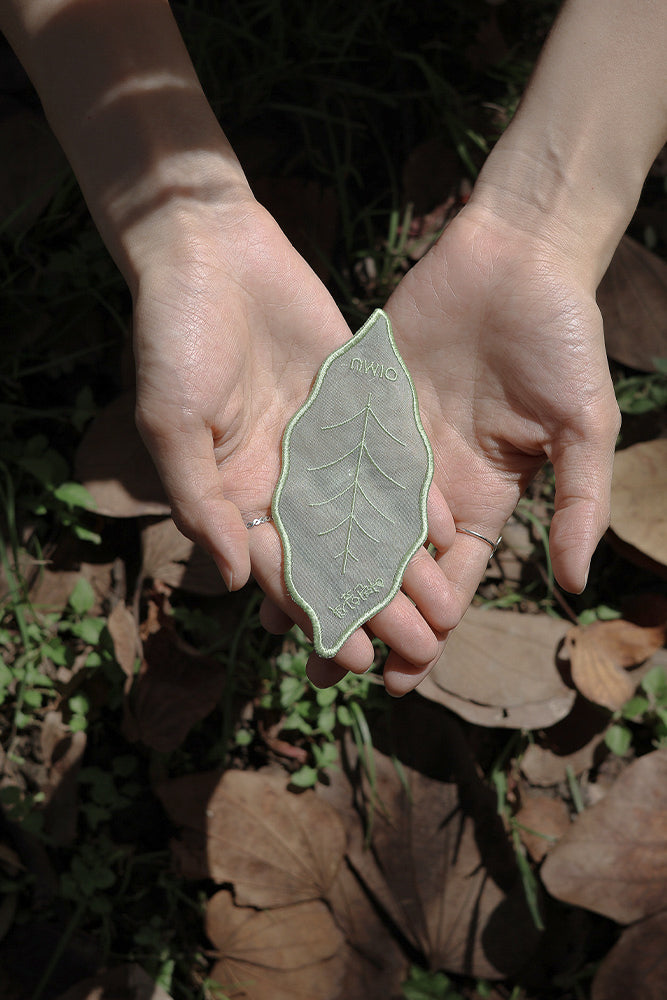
[245,515,273,529]
[456,527,502,557]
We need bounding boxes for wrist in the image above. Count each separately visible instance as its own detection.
[468,125,641,292]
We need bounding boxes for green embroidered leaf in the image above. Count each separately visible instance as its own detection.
[272,309,433,658]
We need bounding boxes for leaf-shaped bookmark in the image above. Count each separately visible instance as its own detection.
[272,309,433,658]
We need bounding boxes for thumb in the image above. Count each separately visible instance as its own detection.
[548,418,619,593]
[136,408,251,590]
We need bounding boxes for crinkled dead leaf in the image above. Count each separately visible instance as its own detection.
[541,750,667,923]
[591,910,667,1000]
[75,392,170,517]
[417,606,574,729]
[157,769,346,906]
[563,618,666,711]
[141,517,226,595]
[206,891,344,1000]
[123,594,226,752]
[598,235,667,372]
[610,440,667,569]
[53,963,174,1000]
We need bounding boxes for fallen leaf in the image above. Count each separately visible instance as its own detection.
[318,698,542,979]
[591,910,667,1000]
[53,963,174,1000]
[40,711,87,847]
[520,696,609,786]
[141,517,226,595]
[514,794,571,863]
[348,749,540,977]
[157,769,347,905]
[206,891,344,1000]
[123,594,226,752]
[326,862,408,1000]
[417,606,575,729]
[75,392,170,517]
[563,618,665,711]
[541,750,667,923]
[106,603,139,679]
[610,439,667,568]
[598,235,667,372]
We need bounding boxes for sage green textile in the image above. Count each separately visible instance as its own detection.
[272,309,433,658]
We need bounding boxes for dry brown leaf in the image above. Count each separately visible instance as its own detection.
[598,235,667,372]
[563,618,666,711]
[53,964,174,1000]
[610,439,667,568]
[141,517,226,595]
[75,392,170,517]
[591,911,667,1000]
[123,595,226,752]
[326,863,407,1000]
[40,711,87,847]
[417,606,574,729]
[206,891,344,1000]
[541,749,667,923]
[157,769,346,905]
[349,750,540,978]
[316,700,541,980]
[514,794,571,863]
[520,697,609,786]
[106,603,139,679]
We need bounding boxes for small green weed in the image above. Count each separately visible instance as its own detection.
[401,965,494,1000]
[605,663,667,756]
[614,359,667,414]
[258,627,381,787]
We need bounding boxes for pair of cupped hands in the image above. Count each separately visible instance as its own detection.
[132,191,620,696]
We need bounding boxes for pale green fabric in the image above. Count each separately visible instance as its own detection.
[272,309,433,658]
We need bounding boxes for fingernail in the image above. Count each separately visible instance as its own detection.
[214,555,234,591]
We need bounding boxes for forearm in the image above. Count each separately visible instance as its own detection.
[470,0,667,288]
[1,0,251,290]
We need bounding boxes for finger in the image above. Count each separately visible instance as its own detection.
[365,590,440,673]
[306,654,349,688]
[548,413,619,593]
[381,526,500,696]
[136,408,251,591]
[427,482,456,552]
[259,596,294,635]
[400,547,459,633]
[248,524,376,673]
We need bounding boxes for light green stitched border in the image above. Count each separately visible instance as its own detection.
[271,308,434,659]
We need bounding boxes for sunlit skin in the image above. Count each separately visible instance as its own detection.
[3,0,666,693]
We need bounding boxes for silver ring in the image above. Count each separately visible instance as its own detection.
[245,515,273,529]
[456,527,502,557]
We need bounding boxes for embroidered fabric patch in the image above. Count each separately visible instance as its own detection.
[272,308,433,658]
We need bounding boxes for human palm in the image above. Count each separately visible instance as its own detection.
[131,198,455,674]
[379,204,621,694]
